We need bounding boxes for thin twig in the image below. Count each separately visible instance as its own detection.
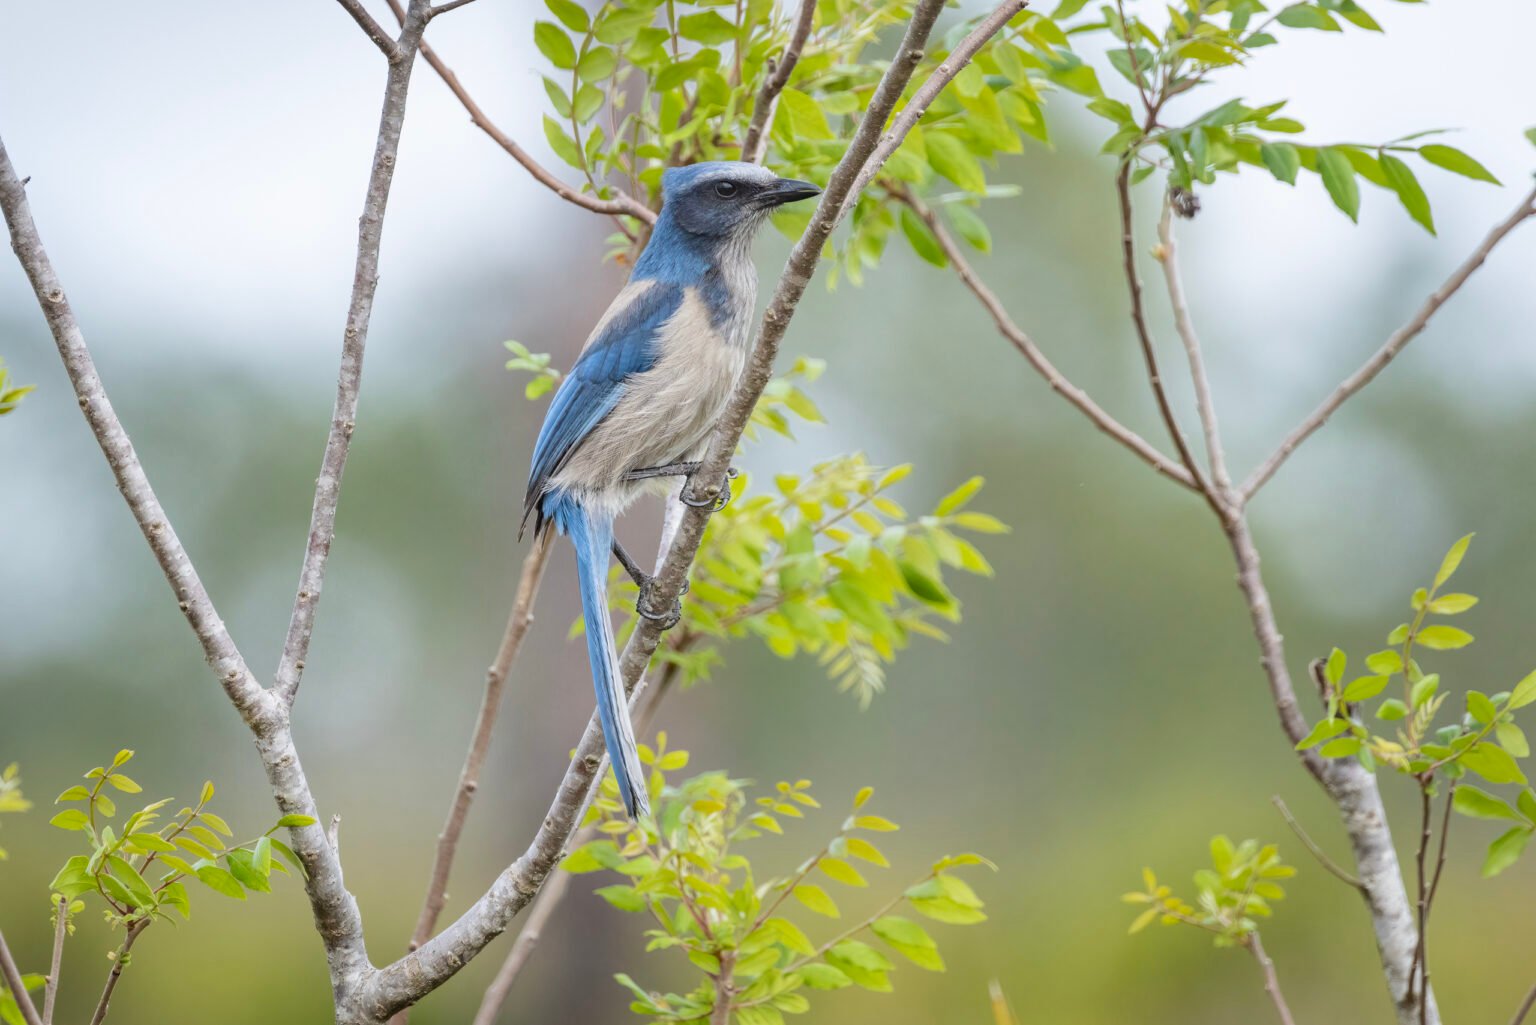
[86,922,145,1025]
[1246,932,1298,1025]
[276,0,433,705]
[1241,183,1536,501]
[387,0,656,223]
[427,0,478,18]
[838,1,1028,223]
[1411,780,1456,1025]
[741,0,817,164]
[0,927,42,1025]
[401,532,553,956]
[1114,161,1212,505]
[336,0,402,61]
[1271,795,1363,890]
[894,189,1199,490]
[1156,195,1234,501]
[1510,980,1536,1025]
[42,898,65,1025]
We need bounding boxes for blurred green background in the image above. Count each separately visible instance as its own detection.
[3,2,1535,1023]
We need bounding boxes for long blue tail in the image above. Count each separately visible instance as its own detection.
[548,495,651,819]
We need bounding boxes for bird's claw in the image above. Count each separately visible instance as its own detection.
[681,466,739,511]
[636,576,683,631]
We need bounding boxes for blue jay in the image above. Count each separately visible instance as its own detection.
[522,162,821,818]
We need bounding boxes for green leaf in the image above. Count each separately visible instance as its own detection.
[1454,785,1521,821]
[1418,145,1500,185]
[792,883,839,917]
[577,46,617,84]
[595,884,646,912]
[195,864,246,899]
[1417,625,1473,651]
[677,11,736,45]
[796,963,853,990]
[1498,723,1531,759]
[595,8,651,44]
[1411,674,1440,709]
[899,208,948,268]
[819,857,868,887]
[1260,142,1300,185]
[1376,699,1409,721]
[1460,743,1528,786]
[1434,534,1474,587]
[872,915,936,949]
[225,849,272,893]
[1276,4,1341,30]
[1428,593,1478,614]
[543,116,583,169]
[533,21,578,70]
[1483,826,1533,877]
[276,814,318,828]
[1510,670,1536,710]
[1317,147,1359,222]
[1294,717,1349,750]
[544,0,589,33]
[1468,691,1499,725]
[1380,153,1434,234]
[1341,675,1389,703]
[776,88,832,141]
[925,133,987,194]
[49,809,89,831]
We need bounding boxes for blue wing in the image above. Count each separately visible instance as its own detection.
[521,281,683,533]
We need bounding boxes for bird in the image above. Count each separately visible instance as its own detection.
[522,161,822,819]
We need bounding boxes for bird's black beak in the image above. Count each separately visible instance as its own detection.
[758,177,822,208]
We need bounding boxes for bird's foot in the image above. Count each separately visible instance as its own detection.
[635,576,683,631]
[680,465,739,511]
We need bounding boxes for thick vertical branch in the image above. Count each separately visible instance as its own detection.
[275,0,433,705]
[42,898,65,1025]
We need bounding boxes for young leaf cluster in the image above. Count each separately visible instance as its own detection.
[0,358,34,417]
[0,763,30,861]
[1055,0,1503,233]
[1295,535,1536,876]
[46,750,311,926]
[562,735,992,1024]
[1123,835,1294,947]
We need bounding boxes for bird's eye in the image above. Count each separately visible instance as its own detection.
[713,181,739,199]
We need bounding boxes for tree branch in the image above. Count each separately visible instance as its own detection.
[1240,183,1536,501]
[386,0,656,224]
[42,898,65,1025]
[838,1,1029,223]
[400,531,553,949]
[1114,162,1213,504]
[1156,196,1234,500]
[0,927,42,1025]
[1245,932,1297,1025]
[1271,795,1363,890]
[0,138,270,723]
[894,189,1199,490]
[711,950,737,1025]
[86,921,145,1025]
[741,0,817,164]
[275,0,432,705]
[336,0,403,62]
[1510,980,1536,1025]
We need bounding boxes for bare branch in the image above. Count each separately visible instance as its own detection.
[386,0,656,224]
[0,927,43,1025]
[711,950,737,1025]
[336,0,402,61]
[86,922,146,1025]
[1156,196,1234,499]
[741,0,817,164]
[1241,183,1536,501]
[42,898,65,1025]
[427,0,479,18]
[1244,933,1297,1025]
[1115,163,1213,504]
[0,139,268,724]
[276,0,433,704]
[403,532,553,954]
[1511,981,1536,1025]
[839,1,1029,222]
[895,189,1199,490]
[1271,795,1363,890]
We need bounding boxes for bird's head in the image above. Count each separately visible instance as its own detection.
[659,162,821,241]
